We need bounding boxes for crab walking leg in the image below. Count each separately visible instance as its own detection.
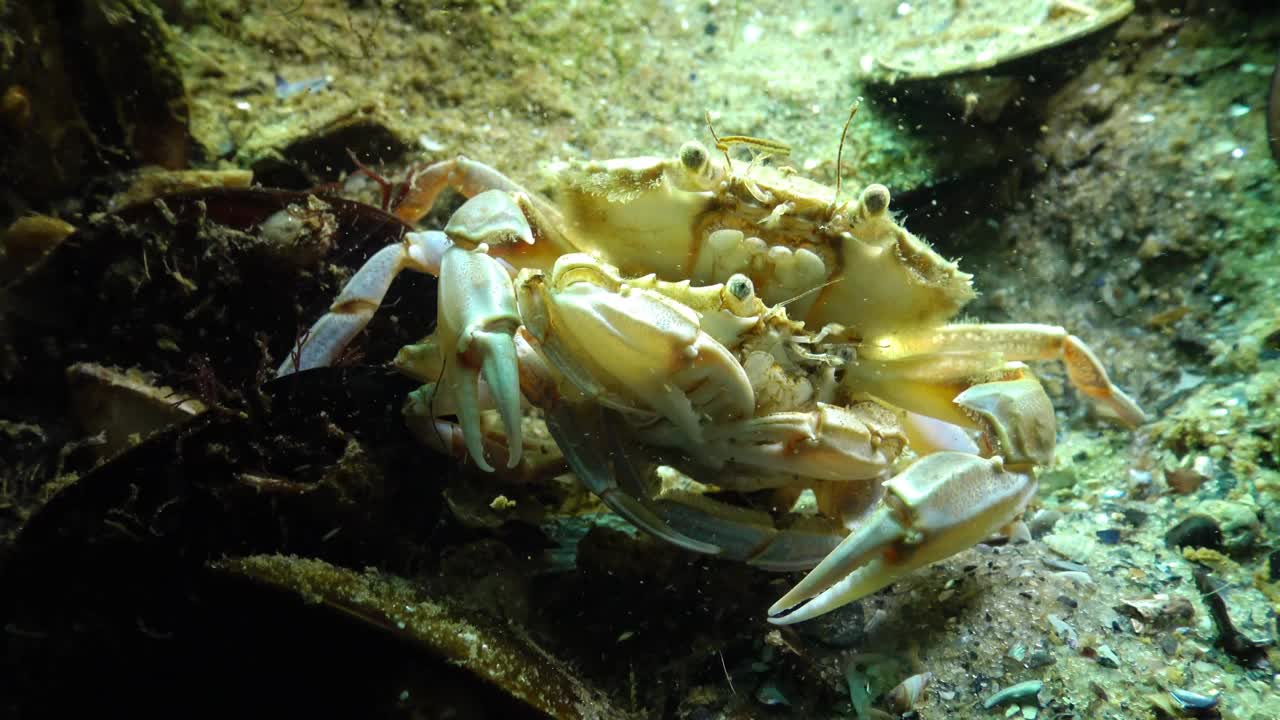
[395,155,564,229]
[862,323,1146,428]
[638,403,903,485]
[544,400,724,556]
[620,403,903,569]
[767,453,1037,625]
[277,230,458,375]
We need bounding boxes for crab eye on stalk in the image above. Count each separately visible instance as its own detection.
[722,273,757,316]
[679,140,708,171]
[671,141,721,191]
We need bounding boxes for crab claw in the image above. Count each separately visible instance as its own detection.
[434,242,523,472]
[767,452,1035,624]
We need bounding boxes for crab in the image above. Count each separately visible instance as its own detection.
[277,135,1145,624]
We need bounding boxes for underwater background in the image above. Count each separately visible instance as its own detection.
[1,0,1278,718]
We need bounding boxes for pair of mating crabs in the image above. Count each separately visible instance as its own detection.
[278,132,1144,625]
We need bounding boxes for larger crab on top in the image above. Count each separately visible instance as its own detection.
[278,132,1145,624]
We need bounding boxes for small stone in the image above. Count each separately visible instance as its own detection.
[1095,528,1122,545]
[1095,644,1121,668]
[1198,499,1261,553]
[755,681,790,707]
[1047,614,1078,648]
[1026,650,1056,668]
[1120,508,1148,527]
[1164,515,1223,551]
[1027,509,1062,538]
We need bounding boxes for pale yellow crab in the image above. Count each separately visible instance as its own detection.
[277,136,1145,624]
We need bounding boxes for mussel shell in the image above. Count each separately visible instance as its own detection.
[2,188,431,422]
[0,365,472,716]
[212,554,624,720]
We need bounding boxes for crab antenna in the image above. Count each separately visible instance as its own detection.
[833,98,863,212]
[704,110,733,168]
[777,275,844,309]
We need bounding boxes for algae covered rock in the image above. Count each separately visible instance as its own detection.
[0,0,193,206]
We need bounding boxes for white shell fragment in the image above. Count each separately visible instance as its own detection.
[66,362,206,459]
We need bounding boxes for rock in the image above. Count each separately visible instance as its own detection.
[234,103,412,188]
[1197,500,1261,554]
[0,0,192,205]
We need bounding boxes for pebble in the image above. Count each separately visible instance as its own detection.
[1095,644,1121,668]
[1095,528,1122,545]
[983,680,1044,709]
[1026,650,1057,668]
[1120,508,1148,527]
[1027,509,1062,538]
[1198,499,1262,552]
[1164,515,1224,551]
[755,681,790,707]
[1047,614,1078,648]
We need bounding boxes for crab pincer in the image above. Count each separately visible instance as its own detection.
[767,452,1036,624]
[423,191,537,471]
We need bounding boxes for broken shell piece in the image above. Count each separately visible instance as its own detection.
[109,168,254,211]
[1169,687,1219,711]
[1116,593,1195,632]
[1164,466,1209,494]
[1,214,76,272]
[866,0,1133,81]
[983,679,1044,709]
[67,362,205,459]
[887,671,933,712]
